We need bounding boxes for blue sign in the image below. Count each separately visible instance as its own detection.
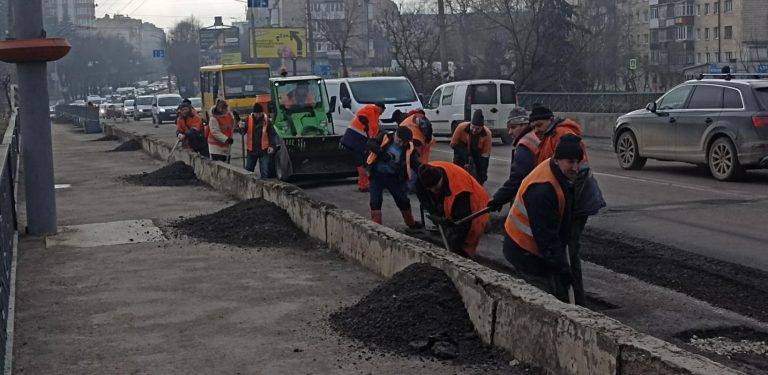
[248,0,268,7]
[314,64,332,77]
[758,64,768,73]
[152,49,165,58]
[708,64,721,74]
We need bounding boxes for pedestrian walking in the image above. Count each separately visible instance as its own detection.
[450,109,492,185]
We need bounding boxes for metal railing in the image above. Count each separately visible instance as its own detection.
[55,105,102,134]
[517,92,664,113]
[0,110,19,374]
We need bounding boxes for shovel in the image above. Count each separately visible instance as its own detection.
[241,132,246,169]
[167,139,181,163]
[453,207,490,226]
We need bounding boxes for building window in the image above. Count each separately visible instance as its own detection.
[697,28,701,40]
[724,26,732,39]
[705,28,710,40]
[697,53,702,63]
[713,27,719,39]
[650,7,659,19]
[644,34,649,44]
[676,25,690,40]
[696,4,701,15]
[726,51,733,61]
[704,3,709,14]
[643,10,649,22]
[714,1,720,13]
[705,52,710,63]
[724,0,733,12]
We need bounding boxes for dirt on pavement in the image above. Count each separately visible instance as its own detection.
[172,199,315,249]
[330,263,539,374]
[107,139,142,152]
[123,161,201,187]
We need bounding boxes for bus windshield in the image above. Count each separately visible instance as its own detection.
[223,69,270,99]
[348,79,417,104]
[277,81,323,109]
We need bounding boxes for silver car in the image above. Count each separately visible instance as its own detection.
[613,76,768,181]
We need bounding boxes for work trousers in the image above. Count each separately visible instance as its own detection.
[369,173,411,211]
[453,149,490,185]
[568,215,588,305]
[502,235,572,303]
[185,129,209,157]
[246,153,273,179]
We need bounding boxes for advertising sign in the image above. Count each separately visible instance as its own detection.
[251,28,306,59]
[199,26,241,65]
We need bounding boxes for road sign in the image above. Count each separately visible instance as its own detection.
[221,53,242,65]
[247,0,268,7]
[629,58,638,70]
[251,28,306,59]
[314,64,332,77]
[152,49,165,58]
[758,64,768,73]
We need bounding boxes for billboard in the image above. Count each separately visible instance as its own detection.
[251,28,306,59]
[199,26,241,65]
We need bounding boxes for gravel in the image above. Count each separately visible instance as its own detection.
[123,161,201,187]
[172,199,314,249]
[329,263,539,373]
[107,139,142,152]
[676,326,768,374]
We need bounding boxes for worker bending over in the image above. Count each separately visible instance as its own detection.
[239,103,278,178]
[176,103,208,157]
[398,109,435,163]
[415,162,490,258]
[207,99,236,162]
[341,102,386,192]
[450,109,492,185]
[365,126,422,229]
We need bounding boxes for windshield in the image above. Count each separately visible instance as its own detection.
[124,100,134,106]
[189,98,202,107]
[223,69,270,99]
[158,97,182,107]
[136,97,153,105]
[756,87,768,109]
[349,79,417,104]
[277,81,323,108]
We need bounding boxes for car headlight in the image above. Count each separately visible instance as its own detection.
[99,109,105,114]
[159,108,165,113]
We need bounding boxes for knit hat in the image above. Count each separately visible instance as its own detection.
[374,102,386,111]
[554,134,584,161]
[252,103,264,113]
[418,164,443,189]
[391,109,405,124]
[471,109,484,126]
[506,108,529,125]
[396,126,413,142]
[529,106,554,122]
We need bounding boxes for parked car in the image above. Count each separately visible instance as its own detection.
[152,94,182,124]
[613,75,768,181]
[134,95,154,121]
[423,79,519,143]
[325,77,421,132]
[123,99,135,119]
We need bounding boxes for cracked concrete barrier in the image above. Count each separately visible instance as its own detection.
[102,123,743,375]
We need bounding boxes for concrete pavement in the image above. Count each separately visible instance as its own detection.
[12,121,510,374]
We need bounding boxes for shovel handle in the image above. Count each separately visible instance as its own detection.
[453,207,490,226]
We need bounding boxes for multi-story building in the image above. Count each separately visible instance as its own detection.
[43,0,96,27]
[93,15,166,78]
[648,0,696,88]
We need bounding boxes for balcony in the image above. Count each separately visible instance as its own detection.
[650,18,660,28]
[675,15,694,25]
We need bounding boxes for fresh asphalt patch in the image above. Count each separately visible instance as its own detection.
[107,139,142,152]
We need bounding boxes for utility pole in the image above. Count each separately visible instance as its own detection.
[306,0,315,73]
[437,0,449,83]
[12,0,58,234]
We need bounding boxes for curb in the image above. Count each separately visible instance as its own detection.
[103,124,743,375]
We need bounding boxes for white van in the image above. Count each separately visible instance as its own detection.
[325,77,421,132]
[133,95,154,121]
[423,80,518,143]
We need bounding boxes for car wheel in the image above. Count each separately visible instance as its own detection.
[616,130,646,170]
[708,137,744,181]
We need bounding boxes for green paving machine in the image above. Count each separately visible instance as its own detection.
[268,76,357,181]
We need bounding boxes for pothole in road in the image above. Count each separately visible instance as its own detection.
[675,326,768,373]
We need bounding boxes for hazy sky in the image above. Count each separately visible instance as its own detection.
[96,0,248,30]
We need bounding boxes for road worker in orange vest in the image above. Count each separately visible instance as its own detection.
[207,99,236,162]
[450,109,493,185]
[415,162,490,258]
[341,102,386,192]
[503,134,584,303]
[238,103,278,178]
[365,126,422,228]
[176,103,208,157]
[398,109,435,164]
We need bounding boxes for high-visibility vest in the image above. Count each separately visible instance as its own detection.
[400,114,435,163]
[350,104,381,138]
[428,161,490,257]
[536,119,588,165]
[207,112,235,148]
[246,113,271,153]
[176,113,203,134]
[517,131,541,155]
[450,122,492,157]
[504,158,565,257]
[366,134,416,179]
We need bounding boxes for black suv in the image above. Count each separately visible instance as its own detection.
[613,74,768,181]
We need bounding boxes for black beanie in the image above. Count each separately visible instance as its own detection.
[396,126,413,142]
[529,106,554,122]
[554,134,584,161]
[418,164,443,188]
[252,103,264,113]
[471,109,484,126]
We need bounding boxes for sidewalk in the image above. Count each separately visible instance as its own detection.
[11,122,491,374]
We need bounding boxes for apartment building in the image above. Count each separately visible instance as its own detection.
[93,15,167,77]
[692,0,768,71]
[43,0,96,27]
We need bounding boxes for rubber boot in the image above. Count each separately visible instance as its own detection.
[401,209,424,229]
[356,166,370,192]
[371,209,383,225]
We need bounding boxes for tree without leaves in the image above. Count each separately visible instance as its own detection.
[314,0,364,78]
[167,17,202,98]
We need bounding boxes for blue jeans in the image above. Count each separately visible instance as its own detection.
[246,153,273,179]
[369,172,411,211]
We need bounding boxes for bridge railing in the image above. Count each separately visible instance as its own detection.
[517,92,664,113]
[55,105,102,134]
[0,109,19,374]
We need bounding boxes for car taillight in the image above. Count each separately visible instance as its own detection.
[753,116,768,128]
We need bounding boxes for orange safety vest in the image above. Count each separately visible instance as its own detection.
[428,161,490,257]
[351,104,381,138]
[176,113,204,134]
[450,122,492,157]
[504,158,566,257]
[517,131,541,155]
[536,119,588,165]
[366,135,416,180]
[399,114,435,163]
[207,112,235,148]
[245,113,271,153]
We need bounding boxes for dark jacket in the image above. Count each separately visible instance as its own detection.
[509,159,574,266]
[415,169,472,248]
[238,113,279,156]
[367,132,420,182]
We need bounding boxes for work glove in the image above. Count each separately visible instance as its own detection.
[225,138,234,145]
[177,133,185,141]
[487,198,504,212]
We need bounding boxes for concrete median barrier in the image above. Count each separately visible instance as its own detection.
[102,123,743,375]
